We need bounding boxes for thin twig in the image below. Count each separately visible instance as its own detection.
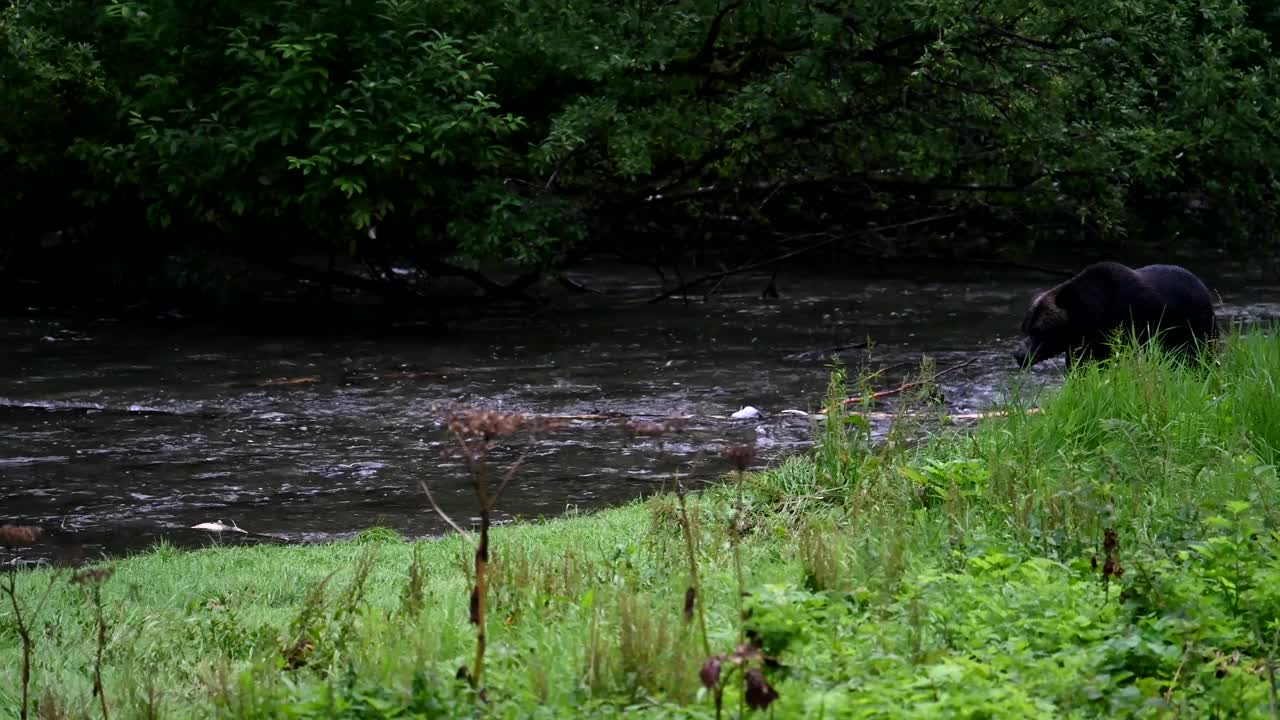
[676,482,712,657]
[781,340,871,362]
[417,479,475,543]
[488,445,535,512]
[1162,641,1190,705]
[841,357,979,406]
[544,144,585,191]
[2,571,32,720]
[450,428,491,510]
[812,406,1041,421]
[1269,627,1280,720]
[648,238,837,304]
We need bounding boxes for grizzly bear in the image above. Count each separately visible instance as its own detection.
[1012,261,1217,369]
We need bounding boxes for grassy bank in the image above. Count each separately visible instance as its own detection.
[5,328,1280,718]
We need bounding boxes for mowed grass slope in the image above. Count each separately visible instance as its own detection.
[4,328,1280,718]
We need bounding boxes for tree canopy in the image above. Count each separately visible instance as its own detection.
[2,0,1278,305]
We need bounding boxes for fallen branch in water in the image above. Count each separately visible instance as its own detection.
[646,239,835,304]
[782,340,870,363]
[841,357,978,406]
[645,213,962,304]
[959,258,1074,278]
[257,376,322,387]
[255,370,447,388]
[0,398,223,419]
[805,407,1041,422]
[248,365,562,389]
[525,412,640,422]
[494,403,1040,424]
[343,370,444,383]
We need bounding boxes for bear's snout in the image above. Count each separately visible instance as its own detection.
[1012,337,1034,368]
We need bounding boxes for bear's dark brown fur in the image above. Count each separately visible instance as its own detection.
[1013,261,1217,369]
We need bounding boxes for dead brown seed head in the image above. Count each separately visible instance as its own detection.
[0,525,43,547]
[724,445,755,473]
[699,656,722,689]
[1101,527,1123,582]
[683,586,696,621]
[282,637,314,670]
[1103,555,1124,581]
[70,567,114,587]
[1103,527,1119,554]
[744,667,780,710]
[448,408,526,441]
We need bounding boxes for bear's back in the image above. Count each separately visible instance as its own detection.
[1134,263,1216,333]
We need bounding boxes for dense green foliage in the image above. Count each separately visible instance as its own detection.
[2,0,1279,303]
[5,329,1280,717]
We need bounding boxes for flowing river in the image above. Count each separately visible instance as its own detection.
[3,259,1278,565]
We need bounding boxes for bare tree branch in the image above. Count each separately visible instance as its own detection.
[646,212,961,304]
[418,479,475,543]
[695,1,745,67]
[488,444,534,511]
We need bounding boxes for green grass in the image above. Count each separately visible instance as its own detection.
[6,326,1280,718]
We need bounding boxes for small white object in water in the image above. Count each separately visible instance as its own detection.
[191,520,247,534]
[731,406,761,419]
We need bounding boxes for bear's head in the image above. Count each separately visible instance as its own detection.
[1012,286,1082,367]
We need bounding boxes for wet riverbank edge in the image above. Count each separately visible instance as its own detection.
[0,246,1258,334]
[4,328,1280,718]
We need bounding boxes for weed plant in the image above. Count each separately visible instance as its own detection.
[3,327,1280,717]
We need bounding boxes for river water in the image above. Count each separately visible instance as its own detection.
[3,259,1278,565]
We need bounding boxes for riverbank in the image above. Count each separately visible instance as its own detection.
[4,329,1280,718]
[0,247,1262,332]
